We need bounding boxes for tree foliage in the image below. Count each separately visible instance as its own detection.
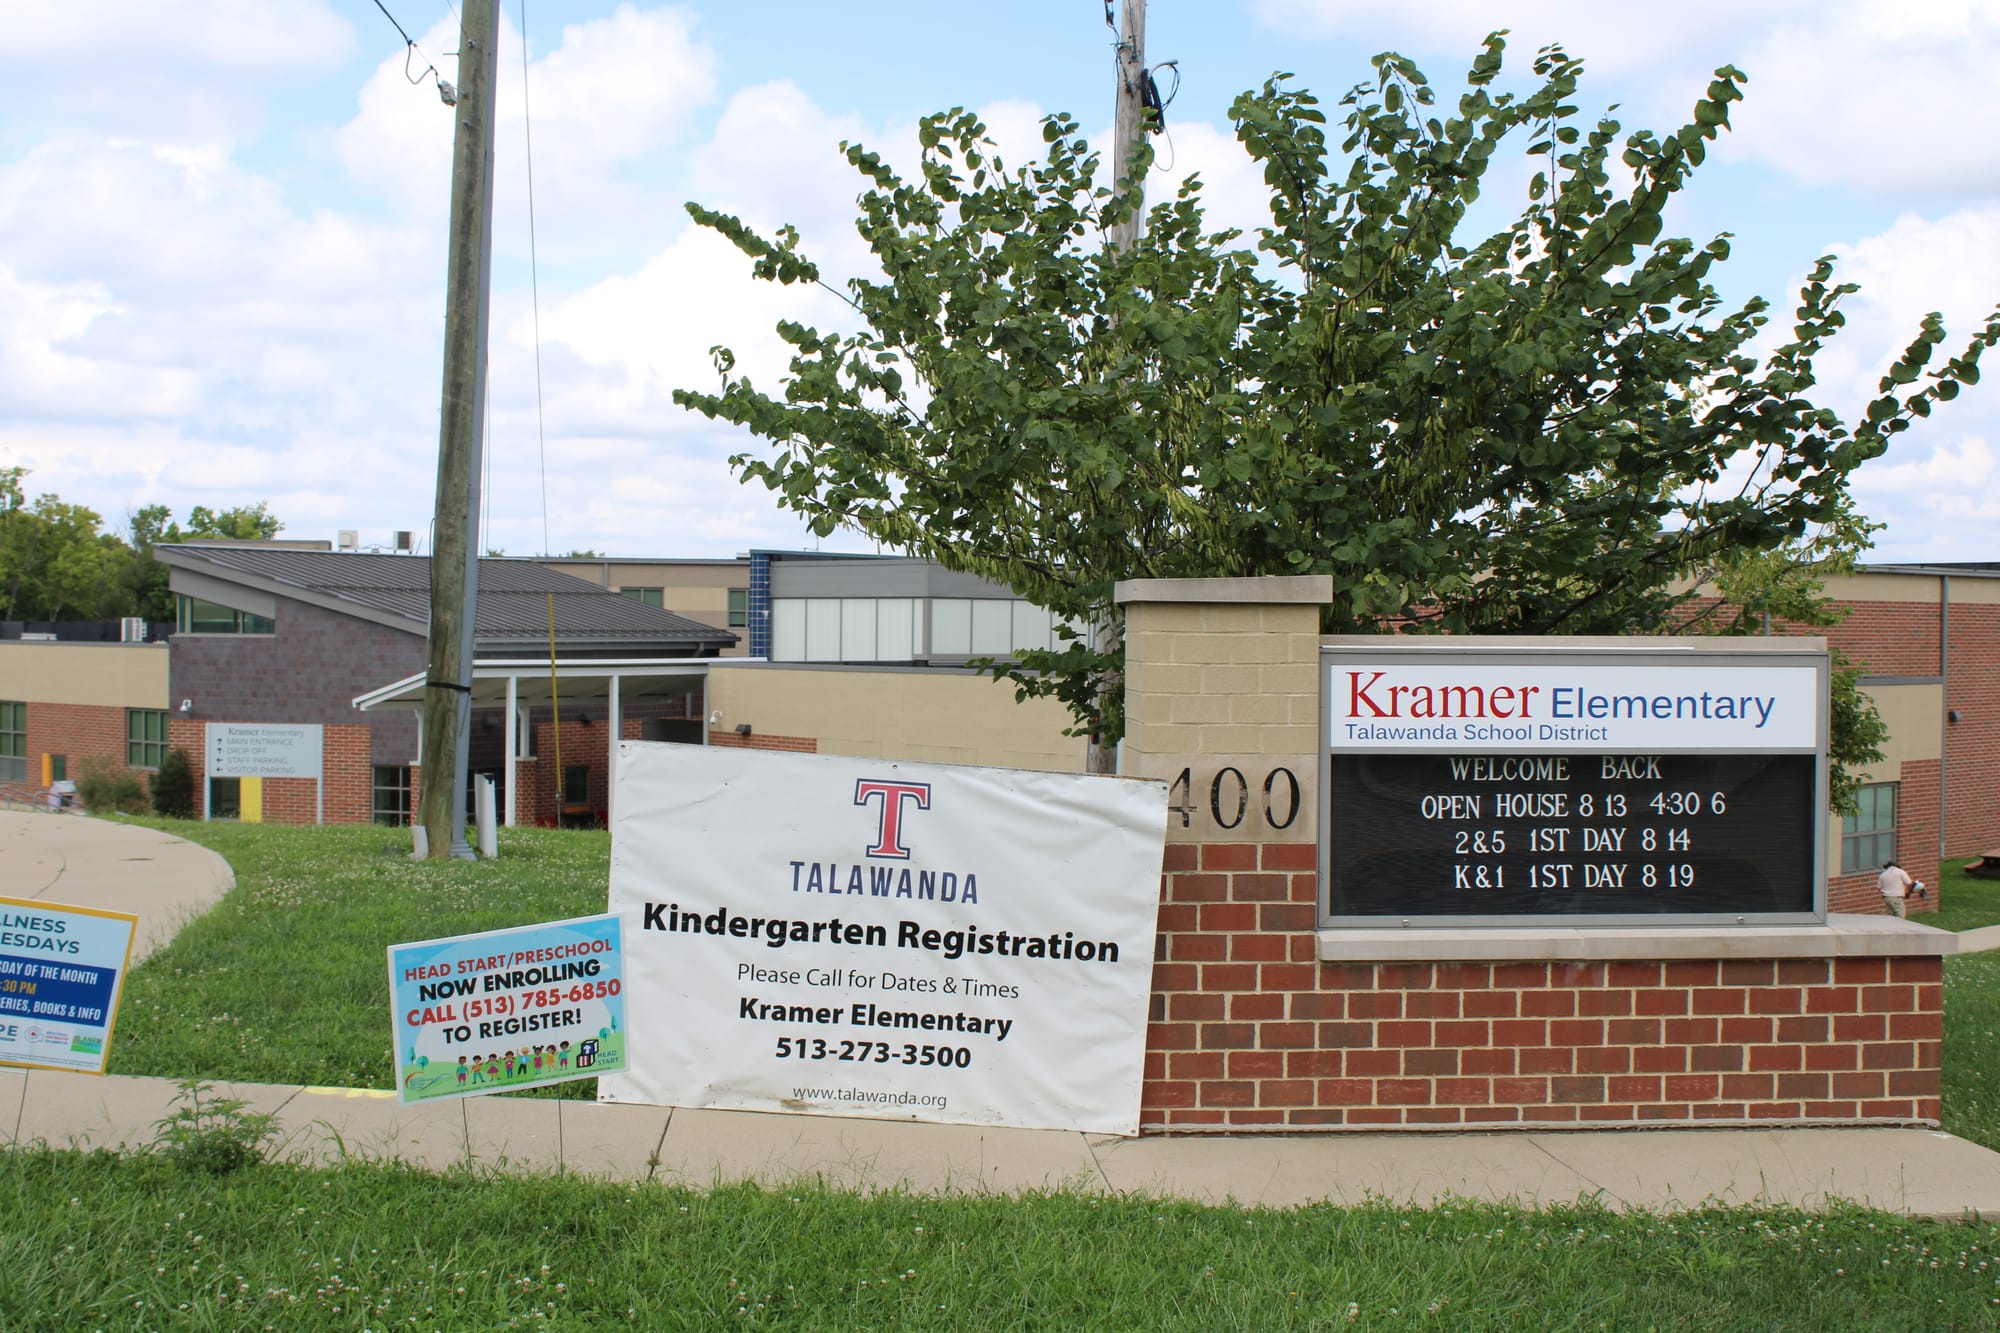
[677,36,2000,768]
[1,467,285,624]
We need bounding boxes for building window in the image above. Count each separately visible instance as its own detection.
[373,766,412,826]
[619,587,664,607]
[127,709,168,769]
[727,587,749,627]
[175,595,274,635]
[0,701,24,783]
[1842,782,1898,875]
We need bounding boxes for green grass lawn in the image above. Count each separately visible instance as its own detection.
[111,819,610,1098]
[5,1149,2000,1332]
[1929,861,2000,933]
[13,816,1997,1327]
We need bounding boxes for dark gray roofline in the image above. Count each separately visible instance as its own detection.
[157,547,737,647]
[1858,563,2000,578]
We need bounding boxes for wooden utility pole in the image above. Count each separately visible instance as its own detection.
[1091,0,1148,776]
[1107,0,1149,253]
[417,0,500,859]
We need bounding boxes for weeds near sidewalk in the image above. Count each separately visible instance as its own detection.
[149,1078,277,1175]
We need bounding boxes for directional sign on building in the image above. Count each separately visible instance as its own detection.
[205,723,324,780]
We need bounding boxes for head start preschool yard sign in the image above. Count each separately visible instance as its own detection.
[600,743,1168,1136]
[388,914,627,1103]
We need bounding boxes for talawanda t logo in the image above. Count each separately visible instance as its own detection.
[854,779,931,859]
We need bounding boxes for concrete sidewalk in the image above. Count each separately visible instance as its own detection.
[1,810,233,962]
[6,811,2000,1221]
[6,1068,2000,1219]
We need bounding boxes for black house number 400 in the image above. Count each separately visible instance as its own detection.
[1166,766,1300,830]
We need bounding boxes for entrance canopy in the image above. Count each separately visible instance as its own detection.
[351,658,708,713]
[353,658,710,826]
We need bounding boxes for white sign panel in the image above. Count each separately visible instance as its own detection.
[600,743,1168,1135]
[1328,662,1820,753]
[205,723,324,779]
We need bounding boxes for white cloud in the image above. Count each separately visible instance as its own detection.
[1248,0,1806,75]
[0,0,355,144]
[1252,0,2000,199]
[1725,1,2000,195]
[335,4,719,264]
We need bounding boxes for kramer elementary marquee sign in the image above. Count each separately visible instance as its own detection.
[1321,640,1828,924]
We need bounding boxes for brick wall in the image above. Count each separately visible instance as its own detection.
[23,702,144,786]
[170,597,422,767]
[1144,840,1945,1131]
[710,732,817,754]
[1827,758,1941,916]
[1947,601,2000,858]
[1813,600,1942,678]
[167,717,373,824]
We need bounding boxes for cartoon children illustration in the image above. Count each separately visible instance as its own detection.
[456,1055,469,1086]
[515,1049,531,1078]
[558,1040,571,1072]
[532,1045,545,1075]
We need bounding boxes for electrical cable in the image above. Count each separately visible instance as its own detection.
[521,0,552,558]
[369,0,456,102]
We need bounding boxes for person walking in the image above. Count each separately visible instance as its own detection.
[1878,859,1914,918]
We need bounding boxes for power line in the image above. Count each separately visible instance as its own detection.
[521,0,552,557]
[368,0,458,103]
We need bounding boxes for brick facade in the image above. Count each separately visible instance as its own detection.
[1946,600,2000,859]
[1143,839,1944,1130]
[21,702,144,787]
[171,596,422,769]
[1827,758,1941,916]
[165,717,374,824]
[1118,576,1951,1135]
[709,732,817,754]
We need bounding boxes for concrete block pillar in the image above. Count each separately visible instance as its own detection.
[1118,576,1331,847]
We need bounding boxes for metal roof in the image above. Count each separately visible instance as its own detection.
[156,546,737,649]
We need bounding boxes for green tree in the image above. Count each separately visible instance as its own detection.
[0,468,127,621]
[2,470,287,623]
[183,502,283,541]
[677,37,1997,792]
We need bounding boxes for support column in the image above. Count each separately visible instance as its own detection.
[607,673,622,827]
[503,674,518,827]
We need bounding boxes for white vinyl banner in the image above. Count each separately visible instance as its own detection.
[600,743,1168,1135]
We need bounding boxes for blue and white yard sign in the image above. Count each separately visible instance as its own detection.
[388,913,628,1103]
[0,896,138,1074]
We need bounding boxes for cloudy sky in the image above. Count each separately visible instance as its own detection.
[3,0,1996,562]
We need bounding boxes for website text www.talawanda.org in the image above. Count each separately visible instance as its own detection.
[795,1086,947,1110]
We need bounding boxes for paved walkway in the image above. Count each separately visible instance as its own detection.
[6,811,2000,1220]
